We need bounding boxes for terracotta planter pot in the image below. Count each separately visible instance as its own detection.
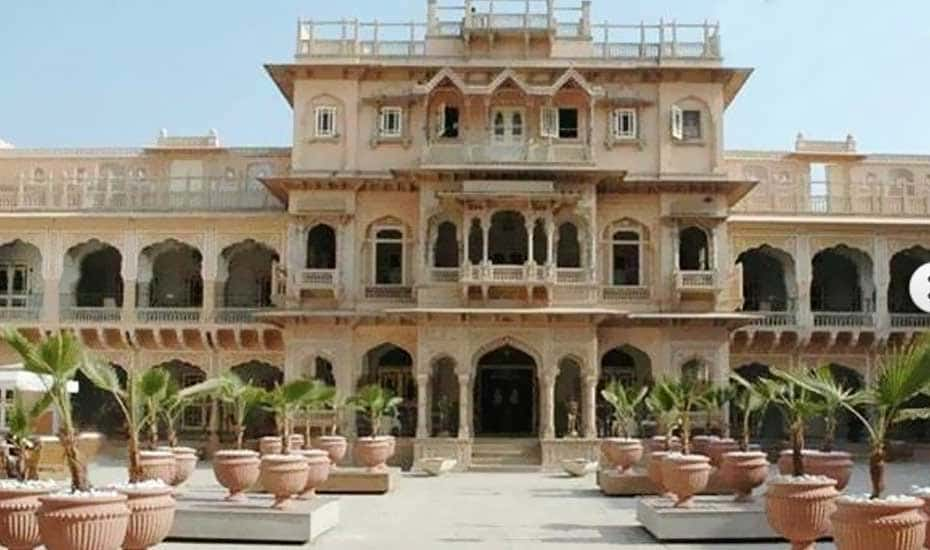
[156,446,198,486]
[260,455,309,510]
[910,492,930,549]
[259,436,282,456]
[353,436,395,471]
[832,497,926,550]
[37,493,130,550]
[765,478,839,550]
[295,449,332,499]
[116,485,176,550]
[647,451,671,496]
[720,451,770,502]
[707,438,740,468]
[313,435,348,466]
[805,451,854,491]
[691,435,717,456]
[661,454,712,507]
[213,449,261,502]
[138,451,177,485]
[288,434,305,451]
[645,436,681,454]
[0,486,54,550]
[600,438,643,474]
[385,435,396,456]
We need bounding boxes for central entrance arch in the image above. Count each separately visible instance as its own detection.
[474,344,537,437]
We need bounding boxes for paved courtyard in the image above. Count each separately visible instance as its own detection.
[87,457,930,549]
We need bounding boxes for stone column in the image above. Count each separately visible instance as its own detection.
[540,373,556,439]
[41,279,60,323]
[121,280,137,323]
[202,279,217,322]
[457,374,471,439]
[873,236,889,330]
[416,374,429,438]
[525,216,535,264]
[583,374,598,439]
[546,217,556,269]
[481,216,490,265]
[796,236,813,327]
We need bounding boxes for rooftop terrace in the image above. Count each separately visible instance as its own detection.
[295,0,721,63]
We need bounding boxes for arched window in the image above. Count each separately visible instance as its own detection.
[307,224,336,269]
[611,230,641,286]
[433,221,459,268]
[679,226,710,270]
[374,227,404,285]
[556,223,580,268]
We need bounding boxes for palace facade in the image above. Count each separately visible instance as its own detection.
[2,0,928,468]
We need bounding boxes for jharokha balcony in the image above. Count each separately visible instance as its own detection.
[295,0,722,63]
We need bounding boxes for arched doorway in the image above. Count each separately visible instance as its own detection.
[736,245,796,312]
[486,211,528,265]
[63,240,124,308]
[473,344,537,437]
[231,361,283,438]
[358,344,415,437]
[554,357,582,437]
[888,246,930,313]
[811,245,874,312]
[598,345,652,437]
[430,356,459,437]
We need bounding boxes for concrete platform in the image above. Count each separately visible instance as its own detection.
[597,467,731,496]
[317,467,400,494]
[168,490,340,544]
[636,495,778,541]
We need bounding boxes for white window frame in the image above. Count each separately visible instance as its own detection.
[0,262,31,309]
[378,106,403,138]
[612,109,637,140]
[180,371,207,430]
[540,107,558,139]
[609,229,643,287]
[491,108,525,144]
[681,109,702,140]
[314,106,338,138]
[372,225,405,287]
[670,105,684,140]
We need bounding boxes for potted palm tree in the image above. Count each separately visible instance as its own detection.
[0,392,58,550]
[656,377,713,508]
[702,383,739,467]
[258,381,313,509]
[644,382,680,495]
[763,371,839,550]
[808,340,930,550]
[82,362,204,550]
[2,328,130,550]
[348,384,401,471]
[212,373,265,501]
[790,365,861,491]
[154,377,203,487]
[599,380,647,474]
[293,380,335,499]
[720,373,770,502]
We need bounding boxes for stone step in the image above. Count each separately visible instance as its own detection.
[467,463,542,473]
[470,455,539,466]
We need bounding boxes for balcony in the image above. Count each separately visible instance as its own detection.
[674,270,717,294]
[748,311,797,328]
[0,294,42,322]
[890,313,930,329]
[602,286,650,302]
[136,308,203,323]
[421,142,591,167]
[0,176,283,213]
[812,312,874,328]
[61,307,122,323]
[214,308,271,324]
[295,2,721,62]
[364,286,413,301]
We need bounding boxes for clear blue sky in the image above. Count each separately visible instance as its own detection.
[2,1,928,153]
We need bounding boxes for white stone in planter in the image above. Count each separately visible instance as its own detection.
[419,457,457,476]
[561,458,596,477]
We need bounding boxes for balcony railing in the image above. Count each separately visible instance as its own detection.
[0,176,283,212]
[675,270,716,292]
[296,9,721,62]
[421,142,591,166]
[295,269,339,289]
[430,267,460,284]
[364,286,413,301]
[214,308,270,324]
[136,308,202,323]
[602,286,650,302]
[890,313,930,328]
[61,307,122,323]
[813,312,874,328]
[748,311,797,327]
[734,185,930,217]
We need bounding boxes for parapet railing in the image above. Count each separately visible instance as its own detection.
[734,186,930,217]
[295,16,721,61]
[0,176,283,212]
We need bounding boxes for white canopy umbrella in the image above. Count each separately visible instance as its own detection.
[0,364,79,394]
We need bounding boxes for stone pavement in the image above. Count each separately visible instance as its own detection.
[85,457,930,549]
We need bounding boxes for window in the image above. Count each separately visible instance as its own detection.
[611,230,641,286]
[492,109,524,143]
[181,371,207,429]
[682,110,701,139]
[558,108,578,139]
[0,263,30,308]
[438,105,459,138]
[612,109,637,140]
[379,107,403,138]
[314,106,338,138]
[374,228,404,285]
[541,108,579,139]
[671,105,684,140]
[679,226,710,270]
